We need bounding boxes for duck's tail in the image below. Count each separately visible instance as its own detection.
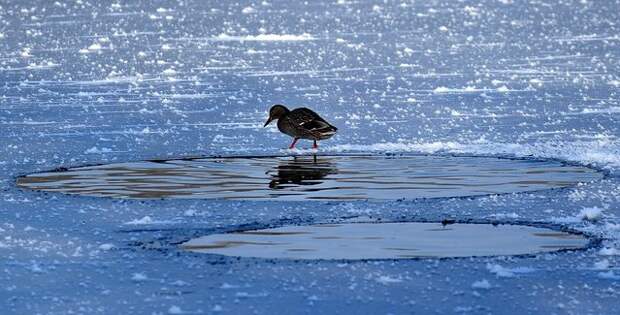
[316,125,337,140]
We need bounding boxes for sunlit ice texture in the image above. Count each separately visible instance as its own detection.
[2,0,619,160]
[1,1,620,314]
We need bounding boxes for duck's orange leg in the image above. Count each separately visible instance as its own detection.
[313,140,318,149]
[289,138,299,149]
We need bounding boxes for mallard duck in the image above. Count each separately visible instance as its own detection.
[263,104,338,149]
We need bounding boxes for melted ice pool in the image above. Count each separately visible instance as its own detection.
[181,223,589,260]
[16,155,602,201]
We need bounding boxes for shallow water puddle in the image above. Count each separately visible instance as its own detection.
[16,155,601,200]
[181,223,588,260]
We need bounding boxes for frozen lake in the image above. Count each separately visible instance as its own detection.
[1,0,620,314]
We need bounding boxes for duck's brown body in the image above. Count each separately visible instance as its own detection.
[264,105,337,149]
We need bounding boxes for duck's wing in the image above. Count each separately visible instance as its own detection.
[291,108,337,130]
[289,108,337,139]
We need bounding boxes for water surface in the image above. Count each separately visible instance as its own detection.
[182,222,589,260]
[16,155,601,200]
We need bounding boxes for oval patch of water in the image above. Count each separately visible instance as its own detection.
[16,155,602,201]
[181,223,589,260]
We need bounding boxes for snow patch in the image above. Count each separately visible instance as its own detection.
[99,243,114,251]
[598,271,620,280]
[593,259,610,270]
[375,275,403,284]
[211,33,316,41]
[88,43,102,51]
[496,85,510,92]
[85,147,112,154]
[471,279,492,289]
[241,7,256,14]
[162,68,177,76]
[487,263,535,277]
[131,273,148,281]
[598,247,620,256]
[327,139,620,171]
[125,216,153,225]
[580,107,620,114]
[578,207,604,222]
[168,306,183,314]
[433,86,482,94]
[489,213,520,219]
[554,206,604,223]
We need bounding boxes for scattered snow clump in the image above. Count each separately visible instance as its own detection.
[125,216,154,225]
[433,86,451,93]
[88,43,102,51]
[598,271,620,280]
[486,263,534,278]
[168,306,183,314]
[598,247,620,256]
[376,275,402,284]
[99,243,114,251]
[85,147,112,154]
[471,279,492,289]
[214,33,316,41]
[162,68,177,76]
[593,259,610,270]
[131,273,148,281]
[578,206,603,222]
[242,7,256,14]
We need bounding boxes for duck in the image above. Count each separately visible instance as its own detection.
[263,104,338,149]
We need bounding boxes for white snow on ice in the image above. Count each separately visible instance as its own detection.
[209,33,317,42]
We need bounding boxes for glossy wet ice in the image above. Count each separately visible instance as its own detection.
[17,155,601,200]
[182,222,589,260]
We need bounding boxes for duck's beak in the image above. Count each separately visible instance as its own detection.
[263,117,273,127]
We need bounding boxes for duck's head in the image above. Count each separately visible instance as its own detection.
[263,104,289,127]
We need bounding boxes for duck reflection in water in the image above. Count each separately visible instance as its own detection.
[268,156,337,189]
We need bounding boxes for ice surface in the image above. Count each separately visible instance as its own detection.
[1,0,620,314]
